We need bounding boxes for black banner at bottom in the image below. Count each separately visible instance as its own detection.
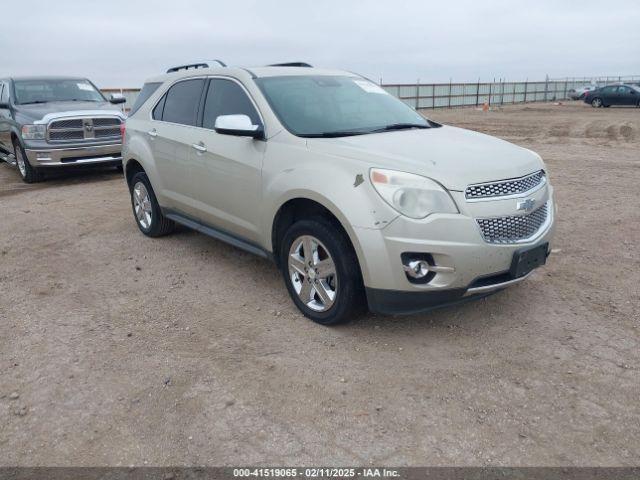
[0,467,639,480]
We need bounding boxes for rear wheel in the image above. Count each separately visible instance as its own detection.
[13,139,43,183]
[280,218,365,325]
[591,97,603,108]
[130,171,174,237]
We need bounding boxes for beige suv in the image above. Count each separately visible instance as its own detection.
[122,62,555,325]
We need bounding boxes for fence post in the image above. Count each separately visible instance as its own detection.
[448,78,452,109]
[563,77,568,100]
[488,78,493,107]
[415,79,419,110]
[500,78,504,106]
[524,78,528,103]
[475,77,480,107]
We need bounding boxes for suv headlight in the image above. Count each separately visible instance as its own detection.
[21,124,47,140]
[370,168,458,219]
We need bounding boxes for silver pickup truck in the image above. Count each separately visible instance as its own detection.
[0,76,126,182]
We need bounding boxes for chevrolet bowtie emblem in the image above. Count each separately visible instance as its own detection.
[517,198,536,212]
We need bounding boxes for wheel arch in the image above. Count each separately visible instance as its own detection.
[124,158,145,188]
[270,195,368,281]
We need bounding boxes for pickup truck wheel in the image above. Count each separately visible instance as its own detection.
[13,140,43,183]
[280,218,365,325]
[130,172,174,237]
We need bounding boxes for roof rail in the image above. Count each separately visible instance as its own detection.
[166,59,227,73]
[268,62,313,68]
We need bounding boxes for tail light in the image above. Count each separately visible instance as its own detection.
[120,122,126,138]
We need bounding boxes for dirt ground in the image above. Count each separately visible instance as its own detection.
[0,102,638,466]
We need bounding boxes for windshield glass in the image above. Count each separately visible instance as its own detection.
[256,75,429,137]
[14,79,105,104]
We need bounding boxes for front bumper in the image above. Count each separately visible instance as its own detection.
[24,143,122,167]
[366,270,537,315]
[354,185,556,314]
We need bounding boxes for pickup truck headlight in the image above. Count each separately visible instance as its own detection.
[370,168,458,219]
[21,124,47,140]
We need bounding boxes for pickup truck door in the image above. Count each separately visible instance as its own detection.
[188,78,265,244]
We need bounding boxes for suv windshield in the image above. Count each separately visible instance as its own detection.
[14,79,105,105]
[256,75,429,137]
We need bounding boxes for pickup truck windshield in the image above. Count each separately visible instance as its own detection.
[256,75,429,137]
[14,79,105,105]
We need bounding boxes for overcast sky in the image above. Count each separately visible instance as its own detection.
[2,0,639,88]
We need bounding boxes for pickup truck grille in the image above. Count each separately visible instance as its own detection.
[47,116,122,143]
[476,202,549,244]
[465,170,545,200]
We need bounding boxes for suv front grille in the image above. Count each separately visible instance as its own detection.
[466,170,545,200]
[47,116,122,143]
[477,202,549,244]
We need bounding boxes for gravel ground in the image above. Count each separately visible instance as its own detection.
[0,102,638,466]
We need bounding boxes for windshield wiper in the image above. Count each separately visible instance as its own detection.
[372,123,430,132]
[18,100,49,105]
[299,131,370,138]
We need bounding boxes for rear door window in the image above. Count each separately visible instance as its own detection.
[160,79,205,126]
[202,79,261,130]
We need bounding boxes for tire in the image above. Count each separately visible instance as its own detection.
[279,217,366,325]
[13,139,43,183]
[129,171,174,237]
[591,97,603,108]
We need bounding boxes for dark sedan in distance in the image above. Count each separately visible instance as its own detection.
[584,84,640,108]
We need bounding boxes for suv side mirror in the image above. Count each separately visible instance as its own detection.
[214,114,264,139]
[109,94,126,105]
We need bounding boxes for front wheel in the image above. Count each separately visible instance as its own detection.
[129,171,174,237]
[13,140,43,183]
[280,218,365,325]
[591,97,603,108]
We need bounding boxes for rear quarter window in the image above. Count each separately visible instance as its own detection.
[129,82,162,116]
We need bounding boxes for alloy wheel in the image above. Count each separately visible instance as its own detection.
[592,98,602,108]
[133,182,152,229]
[288,235,338,312]
[15,146,26,178]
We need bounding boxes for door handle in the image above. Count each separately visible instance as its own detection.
[191,142,207,153]
[148,129,157,138]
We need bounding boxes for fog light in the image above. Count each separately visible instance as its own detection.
[401,252,455,284]
[405,259,430,279]
[401,252,436,284]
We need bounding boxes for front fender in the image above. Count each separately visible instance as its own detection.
[261,145,399,282]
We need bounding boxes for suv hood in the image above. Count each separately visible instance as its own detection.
[306,125,543,191]
[14,101,123,123]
